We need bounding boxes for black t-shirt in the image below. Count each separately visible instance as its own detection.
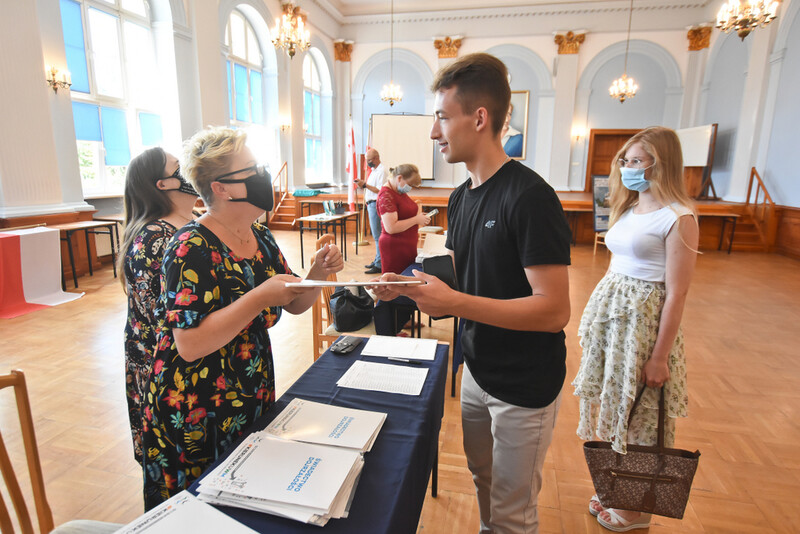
[446,160,572,408]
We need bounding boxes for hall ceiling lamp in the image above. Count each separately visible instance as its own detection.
[272,2,310,59]
[716,1,780,41]
[609,0,638,103]
[380,0,403,106]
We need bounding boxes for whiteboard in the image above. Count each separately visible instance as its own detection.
[675,124,714,167]
[370,114,435,179]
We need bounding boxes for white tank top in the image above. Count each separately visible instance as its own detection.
[606,203,693,282]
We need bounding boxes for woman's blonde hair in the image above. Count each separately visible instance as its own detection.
[182,127,248,206]
[388,163,422,187]
[608,126,695,226]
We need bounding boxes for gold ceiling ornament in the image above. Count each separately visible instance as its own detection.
[380,0,402,106]
[554,31,585,55]
[687,26,712,51]
[609,0,638,103]
[334,40,353,62]
[272,2,310,59]
[433,36,462,59]
[716,1,780,41]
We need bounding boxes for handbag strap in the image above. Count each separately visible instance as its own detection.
[627,385,667,450]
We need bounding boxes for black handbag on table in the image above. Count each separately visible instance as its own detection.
[330,286,374,332]
[583,386,701,519]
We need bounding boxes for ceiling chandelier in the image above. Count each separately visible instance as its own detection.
[716,1,780,41]
[272,2,310,59]
[609,0,638,103]
[380,0,403,106]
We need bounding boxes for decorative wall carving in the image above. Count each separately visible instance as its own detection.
[334,40,353,61]
[433,36,462,58]
[554,31,585,54]
[687,26,712,51]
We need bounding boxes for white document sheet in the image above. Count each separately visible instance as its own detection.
[336,360,429,396]
[264,398,387,452]
[285,280,423,288]
[113,491,256,533]
[360,335,437,360]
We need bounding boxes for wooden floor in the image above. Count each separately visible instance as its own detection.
[1,230,799,533]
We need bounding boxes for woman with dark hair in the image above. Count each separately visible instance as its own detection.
[119,147,199,466]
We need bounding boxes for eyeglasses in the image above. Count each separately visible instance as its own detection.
[617,157,652,169]
[213,165,269,182]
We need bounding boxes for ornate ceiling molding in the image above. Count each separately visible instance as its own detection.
[334,40,354,61]
[687,26,712,51]
[554,31,585,54]
[433,36,462,58]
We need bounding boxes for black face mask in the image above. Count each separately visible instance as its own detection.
[214,165,274,212]
[162,166,198,196]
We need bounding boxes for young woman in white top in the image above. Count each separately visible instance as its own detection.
[572,126,699,532]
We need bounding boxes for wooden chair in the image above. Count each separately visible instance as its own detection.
[0,370,120,533]
[417,226,444,249]
[311,234,375,360]
[593,231,607,256]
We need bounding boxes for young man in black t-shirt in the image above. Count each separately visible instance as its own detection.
[373,53,571,533]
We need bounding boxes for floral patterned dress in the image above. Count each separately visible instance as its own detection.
[141,221,291,510]
[124,220,178,466]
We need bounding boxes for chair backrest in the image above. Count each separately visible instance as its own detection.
[0,370,54,534]
[311,234,339,360]
[421,233,447,255]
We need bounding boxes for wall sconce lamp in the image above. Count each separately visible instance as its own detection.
[279,119,291,133]
[571,126,586,140]
[45,65,72,93]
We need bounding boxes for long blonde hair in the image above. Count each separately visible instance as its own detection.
[609,126,695,226]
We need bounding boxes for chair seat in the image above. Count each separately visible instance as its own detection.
[324,321,376,337]
[418,226,443,234]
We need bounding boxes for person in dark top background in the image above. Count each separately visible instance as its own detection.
[372,53,572,533]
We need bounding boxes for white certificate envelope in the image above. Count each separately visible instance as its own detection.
[285,280,424,288]
[113,491,256,533]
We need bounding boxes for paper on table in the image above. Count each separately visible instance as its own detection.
[336,360,429,396]
[285,280,424,288]
[114,491,257,533]
[360,335,437,360]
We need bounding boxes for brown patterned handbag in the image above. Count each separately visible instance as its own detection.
[583,387,700,519]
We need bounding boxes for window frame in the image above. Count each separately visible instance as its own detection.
[303,54,323,183]
[225,9,265,126]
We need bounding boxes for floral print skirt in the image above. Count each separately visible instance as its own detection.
[572,272,688,454]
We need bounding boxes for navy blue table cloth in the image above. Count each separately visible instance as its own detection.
[188,340,449,533]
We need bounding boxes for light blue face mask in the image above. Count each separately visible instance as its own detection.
[620,166,652,192]
[397,183,413,194]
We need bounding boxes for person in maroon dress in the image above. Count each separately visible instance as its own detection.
[377,164,431,274]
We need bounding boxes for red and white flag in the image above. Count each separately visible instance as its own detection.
[346,119,357,211]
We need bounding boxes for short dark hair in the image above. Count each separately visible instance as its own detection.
[431,53,511,135]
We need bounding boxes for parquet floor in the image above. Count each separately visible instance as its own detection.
[1,230,799,533]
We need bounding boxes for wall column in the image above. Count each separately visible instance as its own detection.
[680,25,712,128]
[728,22,780,201]
[432,36,465,187]
[335,40,353,184]
[551,31,584,190]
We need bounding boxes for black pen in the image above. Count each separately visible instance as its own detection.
[387,357,421,365]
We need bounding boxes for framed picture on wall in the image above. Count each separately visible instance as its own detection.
[503,91,529,160]
[592,175,611,232]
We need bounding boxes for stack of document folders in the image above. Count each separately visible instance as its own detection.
[195,398,387,526]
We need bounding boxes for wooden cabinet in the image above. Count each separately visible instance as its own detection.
[584,129,640,191]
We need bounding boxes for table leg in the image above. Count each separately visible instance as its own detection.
[727,217,737,254]
[107,227,117,277]
[431,450,438,498]
[717,217,725,251]
[83,229,94,276]
[341,219,347,262]
[300,225,305,269]
[64,233,78,288]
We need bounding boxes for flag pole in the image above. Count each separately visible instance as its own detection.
[353,153,368,247]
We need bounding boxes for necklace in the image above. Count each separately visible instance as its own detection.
[206,213,252,246]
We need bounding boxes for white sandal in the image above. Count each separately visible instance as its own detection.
[589,494,604,517]
[597,509,651,532]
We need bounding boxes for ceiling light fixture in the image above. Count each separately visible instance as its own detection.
[716,1,780,41]
[272,2,310,59]
[380,0,403,106]
[609,0,638,103]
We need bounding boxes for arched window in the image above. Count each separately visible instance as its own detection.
[59,0,162,197]
[303,54,322,183]
[225,10,264,125]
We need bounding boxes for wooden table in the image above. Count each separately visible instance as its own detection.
[295,212,359,268]
[93,213,125,249]
[48,220,117,288]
